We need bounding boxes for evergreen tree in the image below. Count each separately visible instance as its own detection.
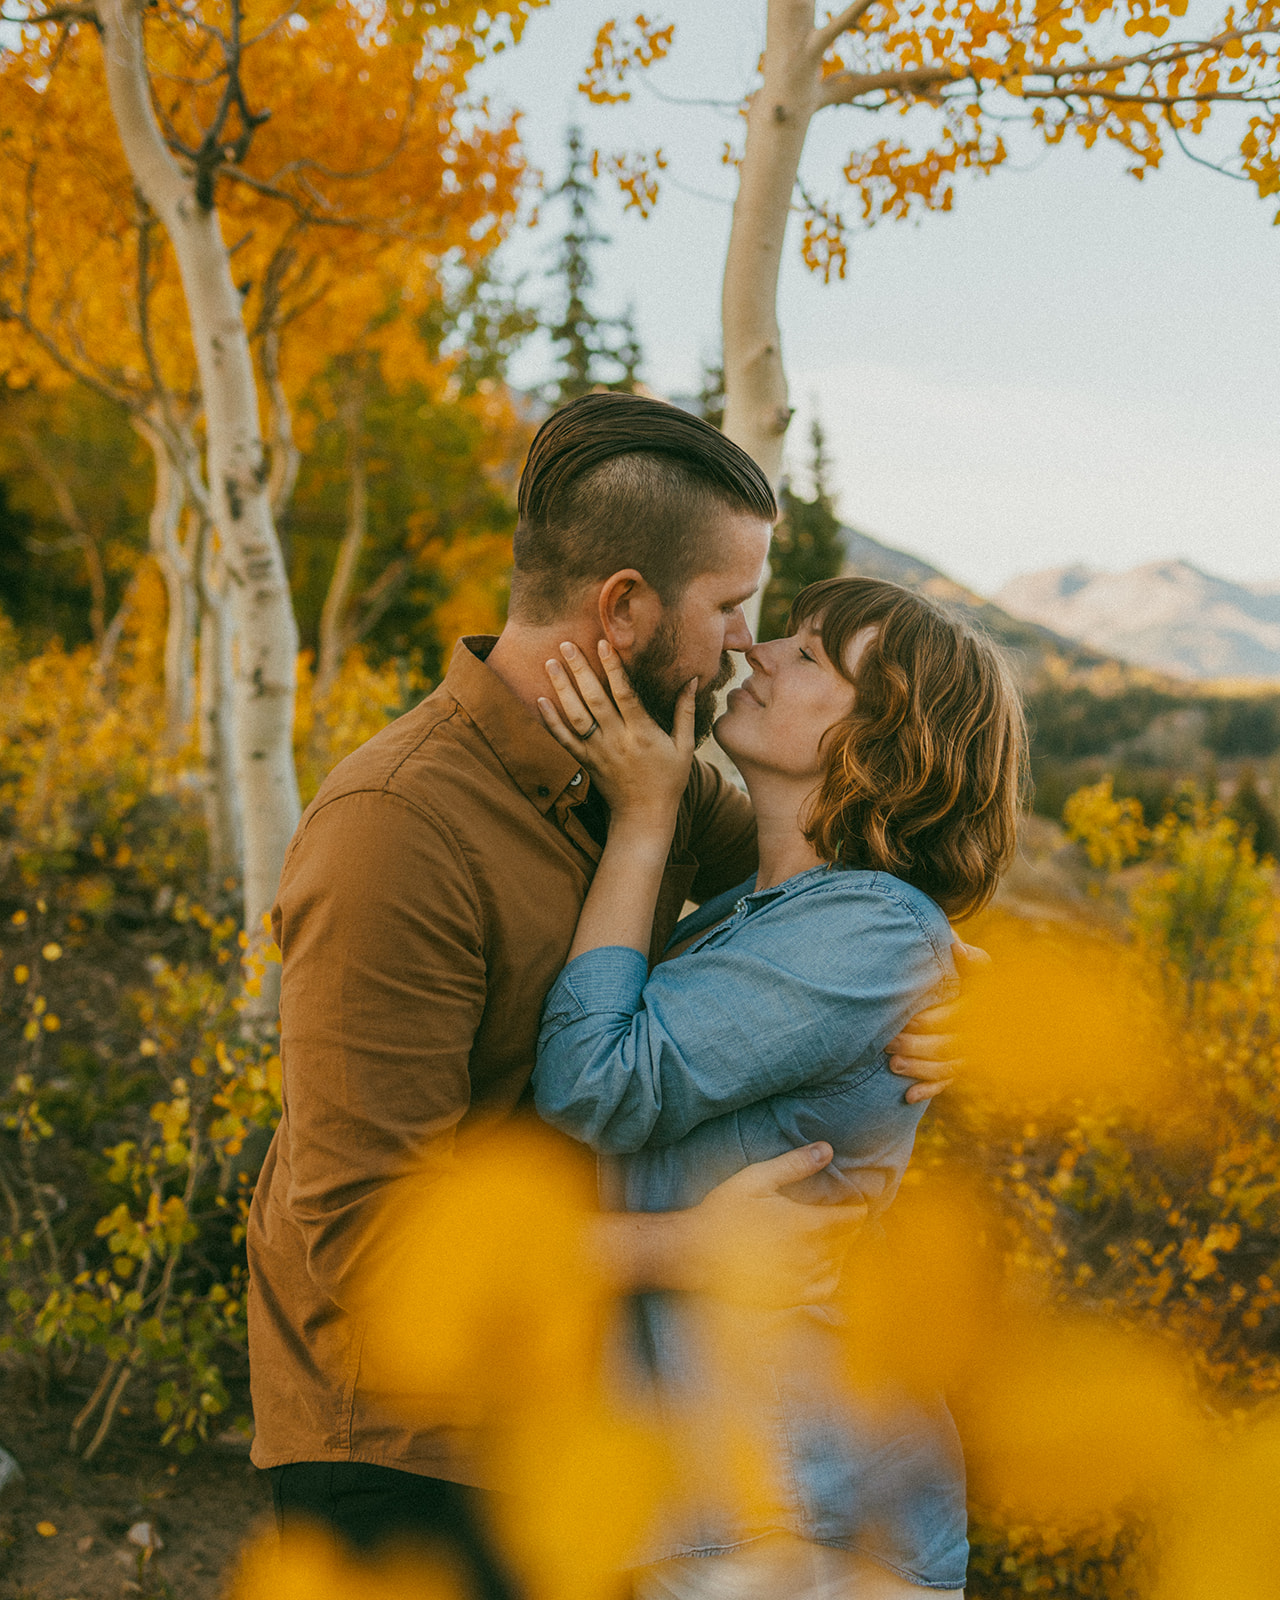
[694,355,725,431]
[545,127,644,405]
[758,417,847,640]
[1228,767,1280,861]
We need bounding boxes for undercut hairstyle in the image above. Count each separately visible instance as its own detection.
[795,576,1028,920]
[511,392,777,622]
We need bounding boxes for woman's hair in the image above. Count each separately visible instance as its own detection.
[793,576,1028,920]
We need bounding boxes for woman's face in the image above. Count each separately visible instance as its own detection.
[715,615,878,778]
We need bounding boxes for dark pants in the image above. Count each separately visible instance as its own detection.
[267,1460,522,1600]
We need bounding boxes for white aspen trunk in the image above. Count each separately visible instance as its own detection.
[721,0,824,636]
[314,380,366,704]
[262,321,301,522]
[133,417,196,748]
[196,519,244,884]
[96,0,300,946]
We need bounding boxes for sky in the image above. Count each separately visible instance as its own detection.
[474,0,1280,598]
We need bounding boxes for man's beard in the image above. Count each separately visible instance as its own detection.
[627,618,734,746]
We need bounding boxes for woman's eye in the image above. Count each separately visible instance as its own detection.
[799,648,815,663]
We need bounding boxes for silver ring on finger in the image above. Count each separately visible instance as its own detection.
[580,719,600,740]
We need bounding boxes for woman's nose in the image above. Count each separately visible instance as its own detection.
[744,638,775,674]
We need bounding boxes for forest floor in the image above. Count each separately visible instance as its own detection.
[0,1371,268,1600]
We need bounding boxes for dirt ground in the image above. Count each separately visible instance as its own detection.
[0,1373,271,1600]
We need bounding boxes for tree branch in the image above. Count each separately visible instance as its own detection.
[818,63,958,106]
[15,427,109,646]
[1030,27,1263,82]
[0,299,131,412]
[813,0,879,58]
[1019,84,1270,106]
[4,2,99,24]
[216,163,435,236]
[815,26,1278,112]
[354,555,411,643]
[1166,111,1254,180]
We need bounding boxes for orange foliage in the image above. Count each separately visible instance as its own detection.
[231,1528,464,1600]
[350,1124,673,1600]
[579,2,1280,265]
[579,13,676,104]
[0,0,536,416]
[592,146,670,216]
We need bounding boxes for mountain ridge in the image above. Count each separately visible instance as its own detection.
[835,524,1172,691]
[995,559,1280,682]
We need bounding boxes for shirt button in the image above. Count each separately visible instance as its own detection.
[537,785,550,798]
[569,772,583,787]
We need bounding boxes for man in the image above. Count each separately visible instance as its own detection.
[247,393,958,1595]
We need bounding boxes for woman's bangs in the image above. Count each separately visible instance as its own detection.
[788,579,883,687]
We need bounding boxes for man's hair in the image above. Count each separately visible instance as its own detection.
[511,392,777,621]
[794,577,1028,920]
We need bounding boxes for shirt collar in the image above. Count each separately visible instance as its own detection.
[445,635,586,815]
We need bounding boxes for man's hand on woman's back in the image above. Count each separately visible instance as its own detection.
[594,1143,865,1308]
[887,938,991,1104]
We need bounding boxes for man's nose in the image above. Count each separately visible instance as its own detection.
[724,607,754,653]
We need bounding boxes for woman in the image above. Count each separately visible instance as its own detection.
[532,577,1026,1599]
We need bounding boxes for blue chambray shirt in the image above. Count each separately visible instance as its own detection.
[534,866,969,1590]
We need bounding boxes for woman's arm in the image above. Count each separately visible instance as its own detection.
[539,638,697,962]
[535,878,956,1154]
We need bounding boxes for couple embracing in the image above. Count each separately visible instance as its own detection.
[247,392,1026,1600]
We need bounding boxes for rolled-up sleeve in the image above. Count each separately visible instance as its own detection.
[534,880,951,1156]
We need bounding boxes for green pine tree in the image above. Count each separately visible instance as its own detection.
[758,417,846,640]
[694,356,725,431]
[546,127,644,405]
[1228,767,1280,861]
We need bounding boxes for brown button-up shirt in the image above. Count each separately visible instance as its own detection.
[247,636,757,1483]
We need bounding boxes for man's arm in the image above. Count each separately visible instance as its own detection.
[593,1143,862,1306]
[277,790,857,1316]
[273,790,486,1306]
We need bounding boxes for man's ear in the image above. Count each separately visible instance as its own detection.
[597,569,666,655]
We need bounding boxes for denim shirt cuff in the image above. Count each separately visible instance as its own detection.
[543,945,649,1027]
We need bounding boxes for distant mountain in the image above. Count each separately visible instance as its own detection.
[836,524,1129,687]
[995,561,1280,683]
